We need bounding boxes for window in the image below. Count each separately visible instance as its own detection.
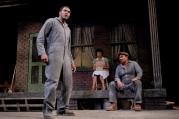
[109,24,138,61]
[71,25,95,69]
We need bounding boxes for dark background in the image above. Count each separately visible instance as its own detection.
[0,0,178,104]
[156,0,178,104]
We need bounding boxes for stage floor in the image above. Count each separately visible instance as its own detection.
[0,109,179,119]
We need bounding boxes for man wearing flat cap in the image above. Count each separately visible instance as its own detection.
[106,51,143,111]
[118,51,129,56]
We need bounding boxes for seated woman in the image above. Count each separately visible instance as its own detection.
[92,49,109,90]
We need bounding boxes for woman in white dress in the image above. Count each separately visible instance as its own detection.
[92,49,109,90]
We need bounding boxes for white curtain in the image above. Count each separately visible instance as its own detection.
[110,24,137,60]
[110,25,122,59]
[122,24,138,60]
[71,25,95,67]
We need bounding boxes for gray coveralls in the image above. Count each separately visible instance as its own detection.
[109,60,143,104]
[36,17,74,112]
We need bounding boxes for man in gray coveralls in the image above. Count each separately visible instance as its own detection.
[106,52,143,111]
[36,6,76,119]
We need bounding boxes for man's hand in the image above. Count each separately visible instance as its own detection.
[41,53,48,64]
[116,80,124,89]
[71,64,76,72]
[132,77,138,82]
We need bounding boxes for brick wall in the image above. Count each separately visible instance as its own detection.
[15,21,42,92]
[73,70,93,90]
[94,25,110,58]
[15,22,153,92]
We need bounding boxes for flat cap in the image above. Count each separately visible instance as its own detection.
[119,52,129,56]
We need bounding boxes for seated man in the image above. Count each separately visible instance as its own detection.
[92,49,109,90]
[106,51,143,111]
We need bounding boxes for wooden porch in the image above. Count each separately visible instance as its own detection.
[0,89,166,111]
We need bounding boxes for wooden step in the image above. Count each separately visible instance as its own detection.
[0,97,43,112]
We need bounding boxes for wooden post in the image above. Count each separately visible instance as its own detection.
[148,0,162,88]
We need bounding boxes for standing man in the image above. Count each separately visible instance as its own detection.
[106,52,143,111]
[36,6,76,119]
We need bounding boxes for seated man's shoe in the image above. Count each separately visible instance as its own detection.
[106,103,117,111]
[57,108,75,116]
[133,104,142,111]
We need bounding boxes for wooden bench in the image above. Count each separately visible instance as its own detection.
[70,89,167,110]
[71,90,134,99]
[71,89,166,99]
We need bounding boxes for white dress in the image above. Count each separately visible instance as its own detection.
[92,57,109,79]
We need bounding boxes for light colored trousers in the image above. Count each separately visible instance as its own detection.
[44,52,73,111]
[108,80,142,104]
